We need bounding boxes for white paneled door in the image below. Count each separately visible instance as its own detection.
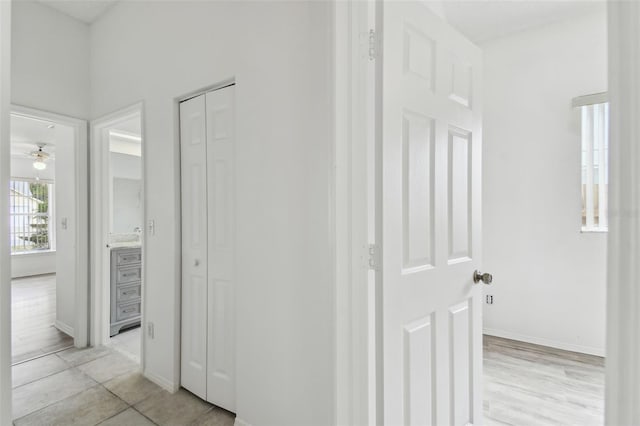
[180,94,208,400]
[180,85,236,413]
[381,3,483,425]
[205,87,236,412]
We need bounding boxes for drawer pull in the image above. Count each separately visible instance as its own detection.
[121,306,137,314]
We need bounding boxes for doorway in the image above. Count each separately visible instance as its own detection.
[9,106,88,365]
[91,105,144,366]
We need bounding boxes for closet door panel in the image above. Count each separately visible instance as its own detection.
[180,94,208,399]
[206,86,236,412]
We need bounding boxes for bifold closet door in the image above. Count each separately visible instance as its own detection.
[205,86,236,412]
[180,94,208,400]
[180,85,236,412]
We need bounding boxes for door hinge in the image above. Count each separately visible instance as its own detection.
[368,29,377,61]
[367,244,380,270]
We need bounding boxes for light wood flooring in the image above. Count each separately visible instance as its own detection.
[12,274,73,364]
[484,335,604,425]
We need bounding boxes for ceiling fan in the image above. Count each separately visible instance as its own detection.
[30,143,50,170]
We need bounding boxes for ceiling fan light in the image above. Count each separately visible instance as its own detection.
[33,159,47,170]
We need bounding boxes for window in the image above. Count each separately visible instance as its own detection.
[577,95,609,232]
[9,179,54,253]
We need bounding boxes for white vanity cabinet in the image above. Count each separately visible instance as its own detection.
[110,246,142,336]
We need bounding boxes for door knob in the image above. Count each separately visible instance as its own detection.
[473,270,493,284]
[194,259,200,267]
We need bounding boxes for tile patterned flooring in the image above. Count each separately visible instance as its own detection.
[12,274,73,364]
[12,345,235,426]
[108,327,141,364]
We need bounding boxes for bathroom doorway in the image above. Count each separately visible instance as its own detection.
[90,105,144,366]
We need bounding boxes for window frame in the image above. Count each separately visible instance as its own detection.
[9,177,56,254]
[573,92,609,233]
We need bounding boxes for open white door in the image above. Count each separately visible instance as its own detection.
[381,2,484,425]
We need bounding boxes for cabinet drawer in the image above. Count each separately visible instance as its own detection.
[117,283,141,302]
[115,249,142,266]
[116,300,141,322]
[116,265,142,284]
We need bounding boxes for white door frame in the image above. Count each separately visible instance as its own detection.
[10,105,89,349]
[336,1,640,425]
[333,1,379,425]
[90,103,145,360]
[0,2,12,422]
[604,2,640,423]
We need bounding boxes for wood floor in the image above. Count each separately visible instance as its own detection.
[484,335,604,425]
[12,274,73,364]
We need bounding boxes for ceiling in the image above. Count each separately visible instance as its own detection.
[10,114,57,160]
[33,0,603,42]
[36,0,117,24]
[433,0,605,43]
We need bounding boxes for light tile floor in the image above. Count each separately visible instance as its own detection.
[108,327,141,364]
[12,345,235,426]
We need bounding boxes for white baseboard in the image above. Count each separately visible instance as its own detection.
[54,320,75,338]
[483,327,605,357]
[234,418,252,426]
[144,370,178,393]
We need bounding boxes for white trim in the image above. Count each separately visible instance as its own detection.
[11,105,89,350]
[483,328,605,357]
[334,1,378,425]
[11,249,56,256]
[90,103,145,373]
[605,3,640,423]
[54,320,75,338]
[234,418,253,426]
[0,1,11,423]
[144,370,178,393]
[572,92,608,108]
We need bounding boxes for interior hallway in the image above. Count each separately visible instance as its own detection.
[11,274,73,364]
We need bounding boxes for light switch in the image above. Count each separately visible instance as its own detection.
[148,219,155,235]
[61,218,68,230]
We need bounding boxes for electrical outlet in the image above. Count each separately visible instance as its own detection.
[148,219,155,236]
[486,295,494,305]
[147,322,155,339]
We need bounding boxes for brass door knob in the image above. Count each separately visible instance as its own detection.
[473,270,493,284]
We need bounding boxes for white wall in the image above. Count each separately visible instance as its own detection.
[11,156,55,181]
[11,1,89,336]
[12,252,56,278]
[91,2,334,425]
[11,1,90,119]
[10,157,56,278]
[482,11,607,355]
